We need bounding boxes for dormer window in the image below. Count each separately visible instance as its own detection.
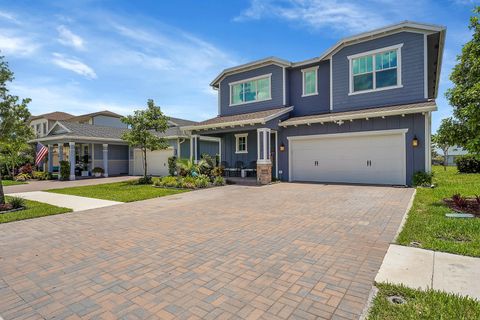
[229,74,271,106]
[302,66,318,97]
[348,44,403,95]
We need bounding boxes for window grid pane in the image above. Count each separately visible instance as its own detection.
[304,70,317,95]
[352,49,399,92]
[231,77,270,105]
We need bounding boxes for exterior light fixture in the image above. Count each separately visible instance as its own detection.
[280,143,285,152]
[412,136,419,147]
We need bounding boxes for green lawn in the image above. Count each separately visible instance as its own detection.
[397,166,480,257]
[0,198,71,224]
[47,181,189,202]
[1,180,27,186]
[368,283,480,320]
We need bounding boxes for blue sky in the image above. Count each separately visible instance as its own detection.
[0,0,477,130]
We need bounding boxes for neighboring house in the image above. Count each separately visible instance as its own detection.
[445,146,468,166]
[29,111,202,179]
[183,21,446,186]
[29,111,74,138]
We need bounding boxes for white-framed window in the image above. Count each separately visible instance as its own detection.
[348,44,403,95]
[235,133,248,154]
[302,66,318,96]
[229,74,272,106]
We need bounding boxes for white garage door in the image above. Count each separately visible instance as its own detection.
[289,130,406,185]
[133,148,174,176]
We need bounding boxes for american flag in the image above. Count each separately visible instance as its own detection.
[35,142,48,166]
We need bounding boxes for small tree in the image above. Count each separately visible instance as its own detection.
[0,56,33,204]
[445,6,480,154]
[432,118,460,170]
[121,99,169,181]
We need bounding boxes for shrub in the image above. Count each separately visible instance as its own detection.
[452,193,468,209]
[155,176,180,188]
[195,174,210,188]
[19,163,33,175]
[412,171,433,187]
[212,166,224,177]
[14,173,30,181]
[181,176,197,189]
[92,167,104,174]
[137,176,153,185]
[8,196,25,209]
[59,160,70,180]
[456,155,480,173]
[213,176,225,186]
[199,154,214,176]
[32,171,52,180]
[168,156,177,176]
[177,159,200,177]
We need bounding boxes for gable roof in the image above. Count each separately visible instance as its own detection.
[182,107,293,131]
[69,110,123,122]
[210,21,446,88]
[29,111,75,122]
[168,117,197,127]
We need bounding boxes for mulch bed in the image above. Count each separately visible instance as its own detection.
[443,197,480,217]
[0,204,26,214]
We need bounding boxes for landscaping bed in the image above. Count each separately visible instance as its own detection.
[0,197,71,224]
[443,195,480,216]
[367,283,480,320]
[397,166,480,257]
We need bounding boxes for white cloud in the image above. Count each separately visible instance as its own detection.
[51,53,97,79]
[235,0,391,33]
[57,25,85,50]
[0,10,20,24]
[0,32,38,56]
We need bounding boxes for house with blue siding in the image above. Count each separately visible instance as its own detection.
[183,21,446,186]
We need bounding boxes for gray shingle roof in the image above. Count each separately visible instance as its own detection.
[280,101,437,126]
[29,111,75,121]
[48,121,188,140]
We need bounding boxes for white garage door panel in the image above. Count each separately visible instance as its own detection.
[290,132,405,185]
[133,149,173,176]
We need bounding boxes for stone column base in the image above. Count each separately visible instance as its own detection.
[257,162,272,185]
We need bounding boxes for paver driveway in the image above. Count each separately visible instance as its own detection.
[0,183,414,320]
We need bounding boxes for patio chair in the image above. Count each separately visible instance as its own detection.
[247,161,257,177]
[234,161,244,177]
[220,161,229,177]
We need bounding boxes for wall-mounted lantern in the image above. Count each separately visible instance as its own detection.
[279,143,285,152]
[412,136,419,147]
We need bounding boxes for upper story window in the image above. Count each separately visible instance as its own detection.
[229,74,271,106]
[43,122,47,134]
[302,66,318,97]
[235,133,248,153]
[348,44,403,95]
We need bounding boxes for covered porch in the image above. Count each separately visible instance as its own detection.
[43,141,129,180]
[184,107,292,184]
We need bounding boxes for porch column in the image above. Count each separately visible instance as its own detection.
[102,144,109,177]
[69,142,75,181]
[190,135,199,164]
[58,144,63,180]
[47,144,54,173]
[256,128,272,185]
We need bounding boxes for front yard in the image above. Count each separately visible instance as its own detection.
[397,165,480,257]
[368,283,480,319]
[0,197,71,224]
[47,181,189,202]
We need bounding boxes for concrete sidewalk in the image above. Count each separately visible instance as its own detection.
[8,191,122,212]
[375,244,480,300]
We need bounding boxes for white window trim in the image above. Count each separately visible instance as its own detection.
[229,74,272,107]
[348,43,403,95]
[235,133,248,154]
[301,66,319,97]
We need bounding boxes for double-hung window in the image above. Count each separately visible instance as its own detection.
[235,133,248,154]
[230,75,271,106]
[349,44,402,94]
[302,67,318,96]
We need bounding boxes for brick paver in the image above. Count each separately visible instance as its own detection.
[0,183,414,319]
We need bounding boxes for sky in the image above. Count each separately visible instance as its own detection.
[0,0,477,131]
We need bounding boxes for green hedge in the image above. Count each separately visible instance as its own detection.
[456,155,480,173]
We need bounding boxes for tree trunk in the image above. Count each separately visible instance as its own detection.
[0,170,5,205]
[143,147,148,179]
[443,149,448,171]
